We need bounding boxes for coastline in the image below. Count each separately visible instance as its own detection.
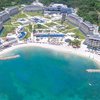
[0,43,100,66]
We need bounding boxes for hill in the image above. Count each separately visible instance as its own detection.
[41,0,100,27]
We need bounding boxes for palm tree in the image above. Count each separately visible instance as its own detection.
[37,24,42,29]
[69,39,81,48]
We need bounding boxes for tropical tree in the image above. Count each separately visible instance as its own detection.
[69,39,81,48]
[29,24,32,32]
[37,24,42,29]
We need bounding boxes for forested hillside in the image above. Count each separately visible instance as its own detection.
[0,0,33,10]
[41,0,100,27]
[0,0,100,28]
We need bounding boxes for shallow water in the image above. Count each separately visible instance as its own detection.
[0,47,100,100]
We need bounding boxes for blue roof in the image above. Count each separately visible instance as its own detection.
[18,32,26,39]
[45,7,74,14]
[35,34,65,37]
[61,8,74,14]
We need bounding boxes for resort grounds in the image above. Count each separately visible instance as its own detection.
[1,11,85,39]
[0,11,100,67]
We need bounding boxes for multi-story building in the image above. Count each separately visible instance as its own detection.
[66,14,83,26]
[85,35,100,48]
[32,0,44,7]
[80,21,99,35]
[0,22,3,31]
[6,7,19,16]
[49,3,67,10]
[44,3,74,14]
[61,7,74,14]
[24,0,44,12]
[66,14,99,35]
[24,5,43,12]
[0,11,10,22]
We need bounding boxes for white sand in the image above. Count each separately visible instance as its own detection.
[0,43,100,66]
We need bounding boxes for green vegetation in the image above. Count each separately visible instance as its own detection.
[69,39,81,48]
[1,26,16,37]
[11,12,27,21]
[2,13,25,37]
[55,21,85,39]
[41,0,100,27]
[0,0,32,10]
[24,32,31,39]
[3,20,11,25]
[25,11,43,16]
[46,22,57,27]
[67,29,85,39]
[34,24,47,29]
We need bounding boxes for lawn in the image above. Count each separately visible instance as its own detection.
[1,26,16,37]
[11,12,27,21]
[45,22,57,27]
[34,24,47,29]
[55,20,85,39]
[25,11,43,17]
[4,20,11,25]
[56,20,75,29]
[24,32,31,39]
[67,29,85,39]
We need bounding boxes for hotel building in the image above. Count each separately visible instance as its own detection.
[80,21,99,35]
[44,3,74,15]
[66,14,99,35]
[48,3,67,10]
[24,0,44,12]
[61,7,74,14]
[0,22,3,31]
[6,7,19,16]
[24,5,43,12]
[0,11,10,22]
[85,35,100,48]
[66,14,83,26]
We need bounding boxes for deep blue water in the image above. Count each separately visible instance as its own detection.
[0,47,100,100]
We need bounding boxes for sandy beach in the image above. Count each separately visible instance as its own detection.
[0,43,100,66]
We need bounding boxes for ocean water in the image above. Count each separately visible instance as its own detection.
[0,47,100,100]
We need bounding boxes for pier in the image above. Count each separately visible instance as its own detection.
[0,55,20,60]
[86,69,100,73]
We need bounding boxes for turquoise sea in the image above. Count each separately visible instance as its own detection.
[0,46,100,100]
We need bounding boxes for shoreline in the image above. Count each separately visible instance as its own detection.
[0,43,100,66]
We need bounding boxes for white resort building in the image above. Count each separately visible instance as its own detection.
[49,3,67,9]
[66,14,83,26]
[44,3,74,15]
[23,0,44,12]
[6,7,19,16]
[0,11,10,22]
[80,21,99,35]
[85,35,100,49]
[66,14,99,35]
[0,22,3,31]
